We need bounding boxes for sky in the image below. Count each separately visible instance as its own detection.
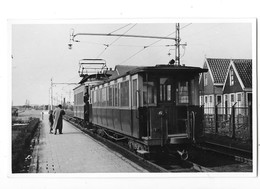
[11,21,253,106]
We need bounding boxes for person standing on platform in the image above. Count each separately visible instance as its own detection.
[53,105,65,135]
[48,110,54,134]
[41,111,44,120]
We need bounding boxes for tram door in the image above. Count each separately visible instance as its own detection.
[159,78,190,136]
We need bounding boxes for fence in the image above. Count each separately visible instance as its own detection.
[203,105,252,142]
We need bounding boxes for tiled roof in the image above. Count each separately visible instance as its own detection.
[233,59,252,88]
[206,58,230,84]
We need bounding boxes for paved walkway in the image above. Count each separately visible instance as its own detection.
[30,112,147,173]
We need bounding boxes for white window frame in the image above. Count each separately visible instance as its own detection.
[230,93,235,106]
[131,74,139,108]
[204,95,208,104]
[209,95,213,103]
[216,95,222,105]
[246,92,252,107]
[237,93,242,102]
[200,96,204,106]
[230,69,234,86]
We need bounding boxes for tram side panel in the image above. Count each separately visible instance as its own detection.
[92,107,134,137]
[90,75,141,139]
[73,84,85,120]
[131,109,140,138]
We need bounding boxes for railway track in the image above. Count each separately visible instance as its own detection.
[195,141,252,165]
[63,115,252,173]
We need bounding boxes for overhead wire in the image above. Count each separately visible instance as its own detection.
[108,23,132,34]
[96,24,137,58]
[118,23,192,65]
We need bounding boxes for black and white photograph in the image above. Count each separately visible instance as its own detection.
[10,21,255,174]
[1,1,259,189]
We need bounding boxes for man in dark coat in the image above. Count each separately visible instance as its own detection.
[53,105,65,134]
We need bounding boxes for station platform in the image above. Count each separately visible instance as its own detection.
[29,113,148,173]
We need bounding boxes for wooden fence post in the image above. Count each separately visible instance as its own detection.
[215,105,218,134]
[231,105,236,139]
[249,104,252,141]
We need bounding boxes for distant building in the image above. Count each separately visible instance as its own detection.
[222,59,252,114]
[12,107,18,117]
[199,58,230,113]
[199,58,252,114]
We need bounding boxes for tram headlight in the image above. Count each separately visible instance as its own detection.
[68,43,73,50]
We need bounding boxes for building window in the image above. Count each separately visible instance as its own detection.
[231,94,235,102]
[225,94,228,101]
[217,95,222,104]
[204,73,208,86]
[209,95,212,103]
[237,93,242,101]
[230,69,234,86]
[200,96,204,105]
[205,96,208,103]
[247,93,252,106]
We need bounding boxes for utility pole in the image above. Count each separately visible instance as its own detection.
[51,78,53,110]
[50,78,78,110]
[175,23,180,66]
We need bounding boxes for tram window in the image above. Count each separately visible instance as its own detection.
[114,84,119,106]
[143,81,157,106]
[102,88,106,106]
[99,89,102,106]
[93,90,97,106]
[133,79,137,107]
[74,94,76,105]
[108,86,113,106]
[120,81,129,107]
[167,85,171,101]
[79,92,84,104]
[97,89,100,106]
[160,85,163,101]
[176,81,189,104]
[159,78,171,102]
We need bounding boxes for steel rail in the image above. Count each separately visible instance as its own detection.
[195,142,252,165]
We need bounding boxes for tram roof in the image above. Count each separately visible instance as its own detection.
[79,64,208,86]
[109,64,208,81]
[128,64,208,75]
